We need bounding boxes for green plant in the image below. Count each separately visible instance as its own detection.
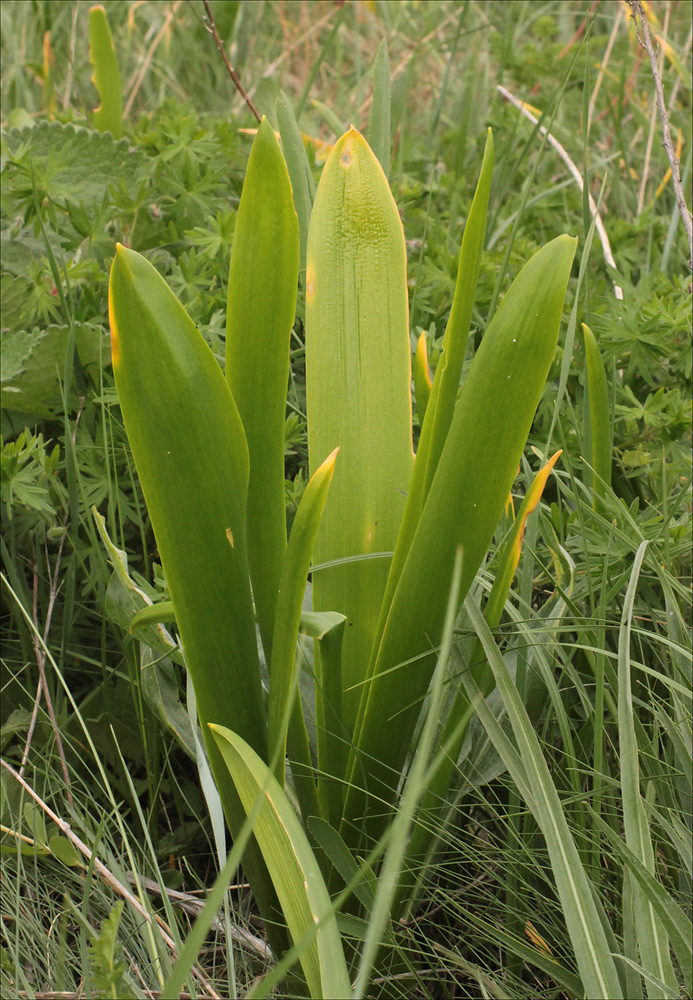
[3,3,690,998]
[104,107,584,994]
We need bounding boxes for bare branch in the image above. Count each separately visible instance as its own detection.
[627,0,693,270]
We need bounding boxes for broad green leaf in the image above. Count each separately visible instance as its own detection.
[140,648,197,761]
[461,594,624,1000]
[89,902,131,1000]
[308,816,375,913]
[345,234,577,850]
[413,331,432,423]
[618,541,678,997]
[226,117,299,666]
[370,129,494,669]
[109,247,263,748]
[367,39,391,176]
[108,244,286,952]
[89,6,123,138]
[268,448,338,782]
[48,834,82,867]
[211,726,351,1000]
[2,122,145,203]
[92,507,183,665]
[314,609,347,827]
[306,128,413,738]
[276,94,315,276]
[582,322,612,507]
[1,324,107,419]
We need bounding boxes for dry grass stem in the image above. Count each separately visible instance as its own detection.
[497,83,624,300]
[627,0,693,268]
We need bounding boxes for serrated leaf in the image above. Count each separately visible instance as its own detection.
[3,122,146,202]
[1,325,107,418]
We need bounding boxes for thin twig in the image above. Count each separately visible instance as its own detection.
[627,0,693,270]
[19,535,72,809]
[497,84,624,300]
[200,0,261,122]
[636,2,671,216]
[126,872,272,961]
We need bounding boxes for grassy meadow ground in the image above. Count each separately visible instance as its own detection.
[1,1,691,997]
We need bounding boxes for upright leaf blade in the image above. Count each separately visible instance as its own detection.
[211,725,351,1000]
[109,245,285,951]
[345,235,577,850]
[582,322,612,507]
[276,95,316,276]
[268,448,338,782]
[371,130,494,661]
[89,5,123,138]
[618,541,678,997]
[226,117,300,665]
[367,40,391,176]
[306,128,413,738]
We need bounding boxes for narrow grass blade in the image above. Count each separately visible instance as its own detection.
[268,448,338,781]
[582,322,612,508]
[309,816,375,913]
[160,783,272,1000]
[484,449,563,629]
[590,807,693,996]
[314,614,347,828]
[413,331,432,424]
[276,94,316,276]
[306,128,413,739]
[211,726,351,999]
[396,451,563,915]
[89,5,123,138]
[618,540,678,997]
[353,549,464,1000]
[367,39,391,177]
[109,245,286,951]
[310,98,345,138]
[462,594,624,1000]
[345,235,577,851]
[226,117,299,666]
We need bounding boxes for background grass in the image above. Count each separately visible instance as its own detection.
[1,1,691,997]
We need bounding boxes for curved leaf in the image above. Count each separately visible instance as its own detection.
[345,235,577,850]
[211,725,351,1000]
[226,117,299,665]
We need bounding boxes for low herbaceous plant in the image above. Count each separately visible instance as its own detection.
[105,118,584,996]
